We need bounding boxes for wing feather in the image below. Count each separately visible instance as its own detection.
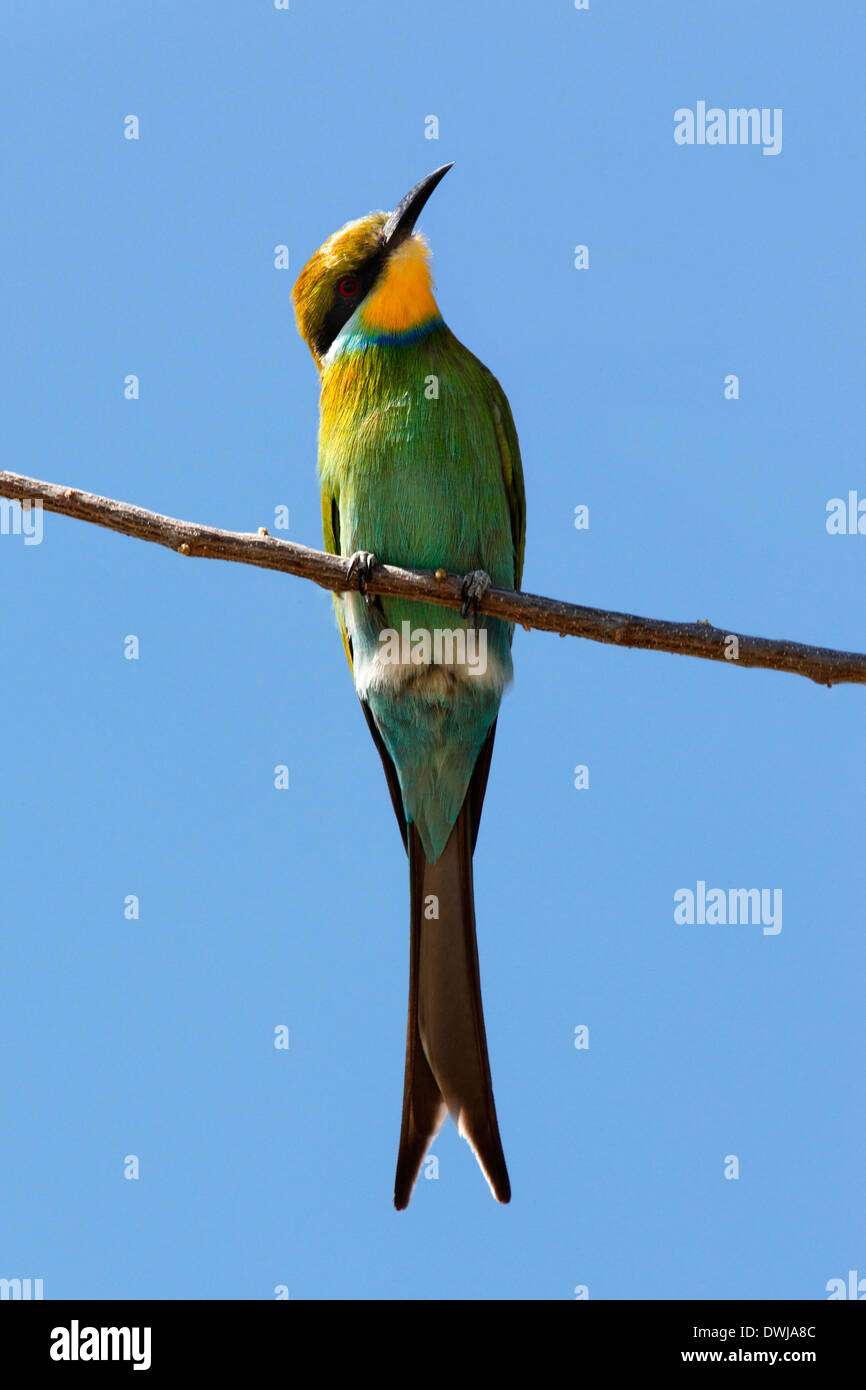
[483,371,526,590]
[321,486,354,674]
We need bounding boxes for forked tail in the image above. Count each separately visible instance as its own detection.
[394,804,510,1209]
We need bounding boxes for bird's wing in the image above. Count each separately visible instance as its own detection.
[323,482,410,844]
[321,484,354,674]
[483,369,526,590]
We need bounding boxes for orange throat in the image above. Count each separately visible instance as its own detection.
[359,234,440,334]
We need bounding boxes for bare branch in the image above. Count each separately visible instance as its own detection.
[1,469,863,687]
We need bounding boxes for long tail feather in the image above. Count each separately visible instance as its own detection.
[394,805,510,1209]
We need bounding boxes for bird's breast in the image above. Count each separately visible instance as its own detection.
[318,337,514,583]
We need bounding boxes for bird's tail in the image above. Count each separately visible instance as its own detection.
[394,803,510,1209]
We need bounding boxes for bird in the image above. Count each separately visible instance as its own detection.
[292,164,525,1209]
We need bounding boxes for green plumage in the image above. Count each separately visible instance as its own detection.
[319,320,523,861]
[292,168,525,1206]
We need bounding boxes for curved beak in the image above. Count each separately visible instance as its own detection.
[381,163,453,252]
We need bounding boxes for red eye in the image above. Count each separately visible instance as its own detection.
[338,275,360,298]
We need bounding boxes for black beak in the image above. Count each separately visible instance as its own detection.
[381,163,453,252]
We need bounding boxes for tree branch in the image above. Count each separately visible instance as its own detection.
[1,469,863,687]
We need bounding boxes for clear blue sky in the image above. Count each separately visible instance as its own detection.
[1,1,863,1300]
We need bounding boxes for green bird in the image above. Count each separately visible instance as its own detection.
[293,165,525,1208]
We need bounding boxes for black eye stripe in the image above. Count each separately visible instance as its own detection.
[312,248,387,358]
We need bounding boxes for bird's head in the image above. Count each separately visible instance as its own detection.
[292,164,453,369]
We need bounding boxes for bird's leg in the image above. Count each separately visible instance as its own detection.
[460,569,491,621]
[346,551,378,603]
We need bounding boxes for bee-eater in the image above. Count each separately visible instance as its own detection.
[292,165,525,1208]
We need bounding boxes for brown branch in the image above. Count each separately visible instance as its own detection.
[1,469,863,687]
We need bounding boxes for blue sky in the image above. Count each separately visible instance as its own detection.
[1,1,863,1300]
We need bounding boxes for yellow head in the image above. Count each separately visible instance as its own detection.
[292,165,452,370]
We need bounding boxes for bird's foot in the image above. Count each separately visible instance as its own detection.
[346,551,378,601]
[460,569,491,620]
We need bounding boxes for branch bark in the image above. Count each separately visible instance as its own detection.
[1,469,863,687]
